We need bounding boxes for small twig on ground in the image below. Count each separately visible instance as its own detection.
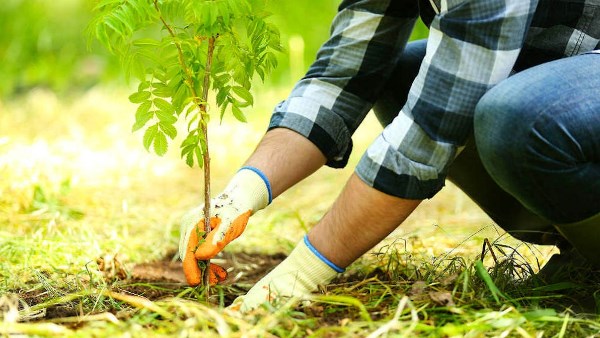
[481,238,499,264]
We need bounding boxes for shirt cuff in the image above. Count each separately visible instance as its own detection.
[355,138,448,200]
[268,98,353,168]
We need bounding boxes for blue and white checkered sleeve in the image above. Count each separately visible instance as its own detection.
[268,1,419,168]
[357,0,538,199]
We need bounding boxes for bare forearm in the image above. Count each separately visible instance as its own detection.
[244,129,421,269]
[309,173,421,268]
[244,128,326,198]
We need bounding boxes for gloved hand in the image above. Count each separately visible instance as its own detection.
[180,261,228,286]
[229,235,344,312]
[179,167,271,286]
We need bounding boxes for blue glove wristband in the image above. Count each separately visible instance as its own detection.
[239,166,273,204]
[303,235,345,273]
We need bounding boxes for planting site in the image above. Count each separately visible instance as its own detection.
[2,1,600,337]
[2,88,599,337]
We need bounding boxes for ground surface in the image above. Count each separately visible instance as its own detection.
[1,88,599,337]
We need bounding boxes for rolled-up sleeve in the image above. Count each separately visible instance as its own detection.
[269,0,419,168]
[357,0,538,199]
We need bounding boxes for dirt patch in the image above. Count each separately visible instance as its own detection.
[11,251,286,321]
[127,250,287,287]
[124,251,288,306]
[130,257,187,284]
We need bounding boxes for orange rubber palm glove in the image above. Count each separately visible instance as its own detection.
[179,167,271,286]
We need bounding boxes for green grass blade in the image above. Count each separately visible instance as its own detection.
[314,295,372,324]
[558,312,569,338]
[474,260,506,304]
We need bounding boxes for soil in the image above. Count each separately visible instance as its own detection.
[120,250,288,305]
[127,250,287,286]
[14,251,287,321]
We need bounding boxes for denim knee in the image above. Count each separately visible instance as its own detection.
[474,55,600,223]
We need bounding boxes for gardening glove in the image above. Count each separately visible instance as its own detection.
[229,235,344,312]
[186,262,228,286]
[179,167,272,286]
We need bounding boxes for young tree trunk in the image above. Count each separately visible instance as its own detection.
[199,37,216,294]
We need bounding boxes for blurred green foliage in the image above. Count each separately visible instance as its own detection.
[0,1,429,97]
[0,0,119,96]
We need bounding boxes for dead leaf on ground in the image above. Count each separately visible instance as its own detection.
[96,253,128,281]
[428,291,455,307]
[409,281,429,302]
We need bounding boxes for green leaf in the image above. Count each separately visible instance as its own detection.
[231,105,247,123]
[194,146,204,168]
[132,101,153,132]
[133,38,160,47]
[159,122,177,139]
[266,51,278,68]
[143,124,158,151]
[155,110,177,124]
[154,98,173,114]
[131,58,146,81]
[165,66,182,86]
[104,16,124,36]
[213,73,231,87]
[153,67,168,83]
[138,81,151,92]
[152,83,172,98]
[153,131,168,156]
[185,151,194,167]
[216,86,230,106]
[219,101,229,121]
[185,104,197,119]
[187,113,199,131]
[129,91,151,104]
[218,1,230,26]
[231,86,253,106]
[256,66,265,81]
[94,0,121,10]
[136,100,152,117]
[204,2,217,30]
[172,84,189,114]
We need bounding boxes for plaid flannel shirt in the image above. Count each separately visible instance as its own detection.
[268,0,600,200]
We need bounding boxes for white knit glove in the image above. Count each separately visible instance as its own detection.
[229,235,343,312]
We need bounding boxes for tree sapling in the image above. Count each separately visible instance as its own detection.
[88,0,282,293]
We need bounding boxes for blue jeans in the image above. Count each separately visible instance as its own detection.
[475,53,600,224]
[374,39,600,244]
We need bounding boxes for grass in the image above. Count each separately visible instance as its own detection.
[1,87,599,337]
